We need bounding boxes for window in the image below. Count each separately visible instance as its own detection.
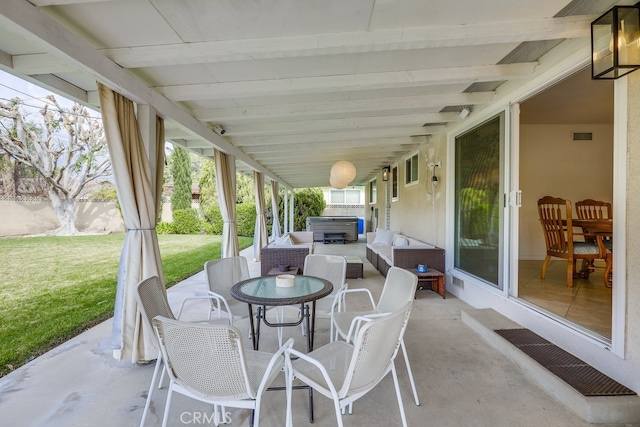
[330,189,361,204]
[391,165,399,201]
[369,179,377,204]
[405,153,419,185]
[345,189,360,204]
[454,113,504,288]
[330,190,345,204]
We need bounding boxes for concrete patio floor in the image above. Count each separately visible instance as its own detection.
[0,239,632,426]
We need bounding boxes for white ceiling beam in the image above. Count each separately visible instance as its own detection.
[224,114,458,137]
[194,92,495,123]
[158,63,537,101]
[233,126,444,146]
[0,0,290,187]
[88,16,593,68]
[254,150,407,163]
[241,138,416,154]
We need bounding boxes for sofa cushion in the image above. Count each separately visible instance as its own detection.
[274,235,293,245]
[377,245,393,266]
[372,228,395,245]
[393,234,409,247]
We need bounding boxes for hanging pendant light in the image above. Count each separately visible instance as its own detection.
[330,160,356,189]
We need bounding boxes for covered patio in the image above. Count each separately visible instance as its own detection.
[2,1,640,423]
[0,240,604,427]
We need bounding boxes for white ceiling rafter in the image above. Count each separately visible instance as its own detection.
[192,92,496,123]
[157,63,537,101]
[0,0,605,188]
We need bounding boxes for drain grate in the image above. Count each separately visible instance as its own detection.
[495,328,636,397]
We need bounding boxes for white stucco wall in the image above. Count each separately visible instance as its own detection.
[519,124,614,260]
[0,199,124,236]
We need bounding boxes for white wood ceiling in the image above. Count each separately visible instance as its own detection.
[0,0,621,188]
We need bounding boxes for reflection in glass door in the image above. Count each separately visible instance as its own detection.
[454,113,504,289]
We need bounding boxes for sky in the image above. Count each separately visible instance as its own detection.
[0,69,81,115]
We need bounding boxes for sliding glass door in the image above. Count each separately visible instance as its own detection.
[453,113,505,289]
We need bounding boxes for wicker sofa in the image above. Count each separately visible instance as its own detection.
[260,231,315,276]
[366,229,445,277]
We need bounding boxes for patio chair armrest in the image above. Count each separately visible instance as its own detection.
[329,287,375,314]
[328,282,349,312]
[176,294,231,320]
[286,347,341,399]
[175,293,231,320]
[255,338,294,396]
[345,313,390,343]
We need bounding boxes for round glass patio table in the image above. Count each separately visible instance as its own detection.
[231,275,332,351]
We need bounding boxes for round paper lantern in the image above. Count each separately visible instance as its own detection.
[330,160,356,188]
[330,174,348,189]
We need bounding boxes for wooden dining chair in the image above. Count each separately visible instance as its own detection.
[537,196,605,287]
[575,199,613,287]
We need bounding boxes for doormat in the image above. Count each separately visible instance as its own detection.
[494,328,636,397]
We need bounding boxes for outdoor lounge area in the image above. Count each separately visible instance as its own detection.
[0,239,634,426]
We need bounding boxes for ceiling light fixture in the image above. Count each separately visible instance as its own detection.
[330,160,356,189]
[459,107,470,119]
[591,3,640,79]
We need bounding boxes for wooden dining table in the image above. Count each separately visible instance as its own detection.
[572,218,613,287]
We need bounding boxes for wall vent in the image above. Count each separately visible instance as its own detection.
[571,131,593,141]
[452,276,464,288]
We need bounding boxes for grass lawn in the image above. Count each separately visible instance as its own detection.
[0,233,253,378]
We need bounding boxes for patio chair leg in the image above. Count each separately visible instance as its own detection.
[140,353,162,427]
[400,339,420,405]
[391,364,408,427]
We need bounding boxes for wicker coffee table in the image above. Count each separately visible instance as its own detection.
[344,256,363,279]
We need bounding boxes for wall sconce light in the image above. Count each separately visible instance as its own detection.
[592,4,640,79]
[382,166,390,181]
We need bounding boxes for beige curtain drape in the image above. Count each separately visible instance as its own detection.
[270,180,281,239]
[214,149,239,257]
[98,83,164,362]
[253,172,268,260]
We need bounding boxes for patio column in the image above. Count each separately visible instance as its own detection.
[253,171,268,261]
[270,180,281,239]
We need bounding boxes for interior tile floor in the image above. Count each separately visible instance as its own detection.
[518,260,612,339]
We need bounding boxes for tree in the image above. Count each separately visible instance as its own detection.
[0,96,111,234]
[198,158,217,211]
[0,151,17,196]
[279,187,326,231]
[169,145,192,213]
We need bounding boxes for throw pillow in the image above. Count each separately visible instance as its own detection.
[393,235,409,247]
[372,228,395,245]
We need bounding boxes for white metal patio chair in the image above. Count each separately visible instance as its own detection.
[330,266,420,405]
[135,275,229,427]
[274,254,347,343]
[204,257,251,324]
[152,316,293,427]
[285,302,413,427]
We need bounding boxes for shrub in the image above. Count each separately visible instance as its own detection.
[279,188,326,231]
[203,205,224,235]
[236,203,256,237]
[172,208,201,234]
[156,221,174,234]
